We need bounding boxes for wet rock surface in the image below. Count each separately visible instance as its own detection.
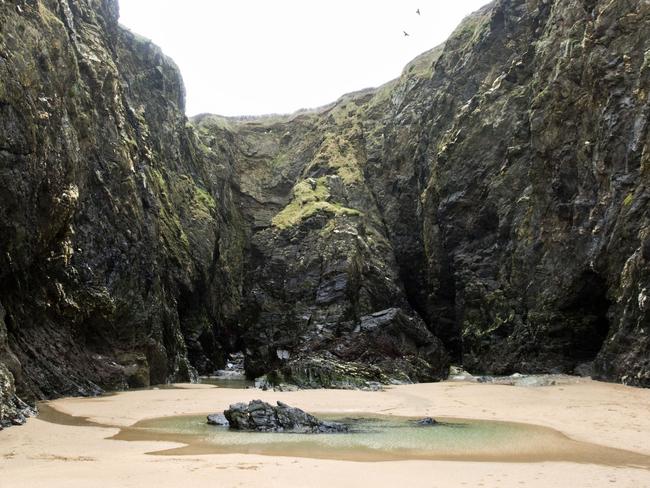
[222,400,348,433]
[213,352,246,380]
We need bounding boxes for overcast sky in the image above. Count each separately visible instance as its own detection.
[118,1,489,116]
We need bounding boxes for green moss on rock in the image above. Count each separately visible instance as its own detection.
[272,177,361,229]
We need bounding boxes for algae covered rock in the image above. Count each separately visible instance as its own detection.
[195,92,452,386]
[196,0,649,388]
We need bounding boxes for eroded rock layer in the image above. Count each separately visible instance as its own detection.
[0,0,648,425]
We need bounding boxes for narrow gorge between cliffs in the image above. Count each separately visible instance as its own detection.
[0,0,649,428]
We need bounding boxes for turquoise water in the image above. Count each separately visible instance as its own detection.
[135,415,518,455]
[111,413,650,466]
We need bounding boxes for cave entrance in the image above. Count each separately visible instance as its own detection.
[561,270,611,362]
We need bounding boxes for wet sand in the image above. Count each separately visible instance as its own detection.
[1,379,650,487]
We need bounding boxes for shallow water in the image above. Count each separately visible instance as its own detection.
[197,377,254,389]
[109,413,650,467]
[37,402,105,427]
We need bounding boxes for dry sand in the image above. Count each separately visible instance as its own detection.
[1,379,650,487]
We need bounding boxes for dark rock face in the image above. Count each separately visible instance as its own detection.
[412,0,650,385]
[1,0,649,425]
[0,362,33,429]
[265,309,449,388]
[196,0,649,387]
[223,400,348,433]
[194,93,452,386]
[0,0,244,425]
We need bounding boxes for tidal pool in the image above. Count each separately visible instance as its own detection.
[108,413,650,467]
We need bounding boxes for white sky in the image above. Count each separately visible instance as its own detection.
[118,1,489,116]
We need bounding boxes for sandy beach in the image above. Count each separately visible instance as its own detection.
[1,379,650,488]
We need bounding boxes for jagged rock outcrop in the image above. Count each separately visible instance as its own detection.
[0,0,649,425]
[222,400,348,433]
[0,304,33,428]
[264,308,449,388]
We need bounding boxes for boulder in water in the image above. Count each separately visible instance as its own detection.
[415,417,438,426]
[221,400,348,433]
[206,413,229,426]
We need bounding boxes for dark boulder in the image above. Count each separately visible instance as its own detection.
[222,400,348,433]
[264,309,450,389]
[415,417,438,426]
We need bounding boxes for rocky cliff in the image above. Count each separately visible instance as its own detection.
[0,0,245,427]
[195,0,649,386]
[0,0,648,426]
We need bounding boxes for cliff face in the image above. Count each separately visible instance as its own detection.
[0,0,648,426]
[195,0,649,386]
[194,82,450,387]
[416,0,649,383]
[0,0,245,427]
[418,0,649,384]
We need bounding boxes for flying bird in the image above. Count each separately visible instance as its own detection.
[416,8,421,15]
[403,31,410,37]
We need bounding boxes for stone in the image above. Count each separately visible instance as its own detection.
[223,400,348,433]
[206,413,229,426]
[261,308,450,389]
[416,417,438,426]
[574,362,594,378]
